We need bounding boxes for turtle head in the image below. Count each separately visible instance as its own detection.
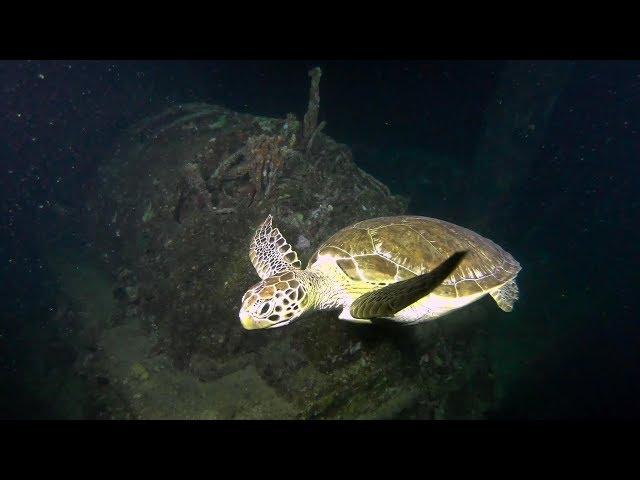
[239,270,309,330]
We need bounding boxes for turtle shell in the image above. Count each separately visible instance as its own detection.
[307,215,521,298]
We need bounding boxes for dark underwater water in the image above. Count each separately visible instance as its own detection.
[1,60,638,419]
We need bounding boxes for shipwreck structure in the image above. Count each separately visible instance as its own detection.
[82,68,496,419]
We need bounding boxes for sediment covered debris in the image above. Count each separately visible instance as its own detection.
[82,68,495,419]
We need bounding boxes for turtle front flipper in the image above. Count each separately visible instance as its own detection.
[249,215,302,279]
[349,251,468,320]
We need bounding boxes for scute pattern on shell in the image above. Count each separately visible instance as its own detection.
[309,215,521,298]
[250,215,301,279]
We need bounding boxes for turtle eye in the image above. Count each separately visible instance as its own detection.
[259,303,270,316]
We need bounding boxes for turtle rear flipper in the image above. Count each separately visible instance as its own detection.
[349,251,468,320]
[490,279,519,312]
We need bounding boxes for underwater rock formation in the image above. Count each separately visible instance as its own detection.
[84,70,496,419]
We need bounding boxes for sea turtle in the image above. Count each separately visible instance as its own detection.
[239,215,521,329]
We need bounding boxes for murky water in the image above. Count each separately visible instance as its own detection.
[1,60,638,419]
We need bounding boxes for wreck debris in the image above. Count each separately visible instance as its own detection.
[283,112,300,151]
[183,163,211,204]
[207,134,298,207]
[356,166,392,197]
[302,67,322,146]
[132,103,224,142]
[306,120,326,157]
[210,207,235,215]
[197,68,325,211]
[209,147,246,188]
[244,134,288,198]
[174,162,215,222]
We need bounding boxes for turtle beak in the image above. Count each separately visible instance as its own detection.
[239,312,259,330]
[266,319,293,329]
